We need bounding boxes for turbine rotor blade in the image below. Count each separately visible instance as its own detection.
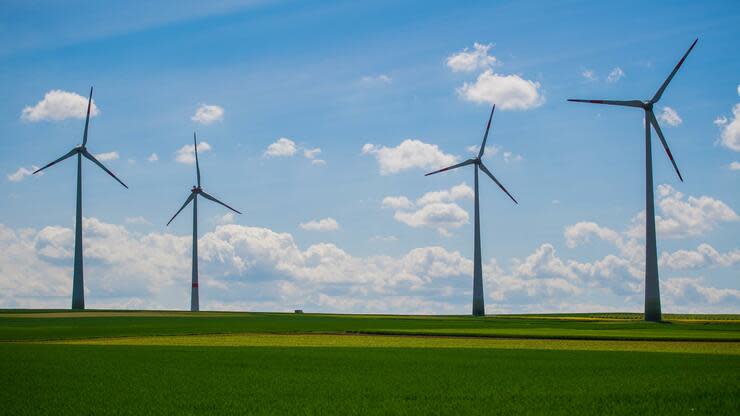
[424,159,476,176]
[479,162,518,204]
[651,38,698,104]
[82,87,93,146]
[478,104,496,158]
[647,111,683,182]
[194,132,201,187]
[81,149,128,188]
[33,148,79,174]
[567,99,643,108]
[167,193,195,226]
[200,190,242,214]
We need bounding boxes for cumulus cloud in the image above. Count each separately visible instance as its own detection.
[94,151,119,161]
[214,212,236,225]
[729,161,740,171]
[446,42,497,72]
[658,106,682,126]
[191,104,224,124]
[7,166,41,182]
[384,183,473,235]
[125,216,150,226]
[718,103,740,152]
[382,196,413,210]
[606,67,625,83]
[21,90,99,122]
[299,218,339,232]
[362,140,457,175]
[264,138,297,157]
[457,70,544,110]
[628,185,739,239]
[147,153,159,162]
[0,212,737,313]
[660,244,740,270]
[175,142,212,164]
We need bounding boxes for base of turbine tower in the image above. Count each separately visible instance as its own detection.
[644,298,662,322]
[472,300,485,317]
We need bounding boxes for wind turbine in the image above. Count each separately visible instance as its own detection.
[568,38,697,322]
[167,133,241,312]
[425,104,518,317]
[33,87,128,310]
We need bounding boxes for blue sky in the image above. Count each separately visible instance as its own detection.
[1,0,738,313]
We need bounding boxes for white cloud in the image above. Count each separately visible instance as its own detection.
[94,151,119,161]
[362,140,458,175]
[264,138,297,157]
[718,103,740,152]
[7,166,41,182]
[147,153,159,162]
[303,148,321,159]
[384,183,474,236]
[311,159,326,166]
[502,151,523,163]
[467,144,500,157]
[395,203,469,236]
[0,213,737,313]
[175,142,212,164]
[714,116,728,126]
[729,161,740,171]
[125,216,150,226]
[446,42,497,72]
[360,74,392,85]
[214,212,236,225]
[21,90,99,122]
[660,244,740,270]
[457,69,544,110]
[581,69,596,81]
[415,183,474,206]
[191,104,224,124]
[645,185,739,238]
[658,106,682,127]
[382,196,414,210]
[299,218,339,232]
[606,67,625,83]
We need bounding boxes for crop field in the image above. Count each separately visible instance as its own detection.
[2,311,739,415]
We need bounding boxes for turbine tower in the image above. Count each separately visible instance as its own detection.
[568,38,697,322]
[425,105,518,317]
[167,133,241,312]
[33,87,128,310]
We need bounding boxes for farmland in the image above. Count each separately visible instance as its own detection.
[2,310,739,414]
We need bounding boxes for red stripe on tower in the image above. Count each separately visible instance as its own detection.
[192,283,199,288]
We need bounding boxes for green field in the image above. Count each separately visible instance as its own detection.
[2,310,739,415]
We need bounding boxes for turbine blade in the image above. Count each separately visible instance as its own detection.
[648,111,683,182]
[424,159,475,176]
[200,190,242,214]
[567,99,643,108]
[167,193,195,226]
[81,149,128,188]
[82,87,93,146]
[478,104,495,158]
[479,162,518,204]
[33,148,78,174]
[194,132,201,187]
[651,38,698,103]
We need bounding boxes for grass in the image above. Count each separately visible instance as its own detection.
[2,310,739,415]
